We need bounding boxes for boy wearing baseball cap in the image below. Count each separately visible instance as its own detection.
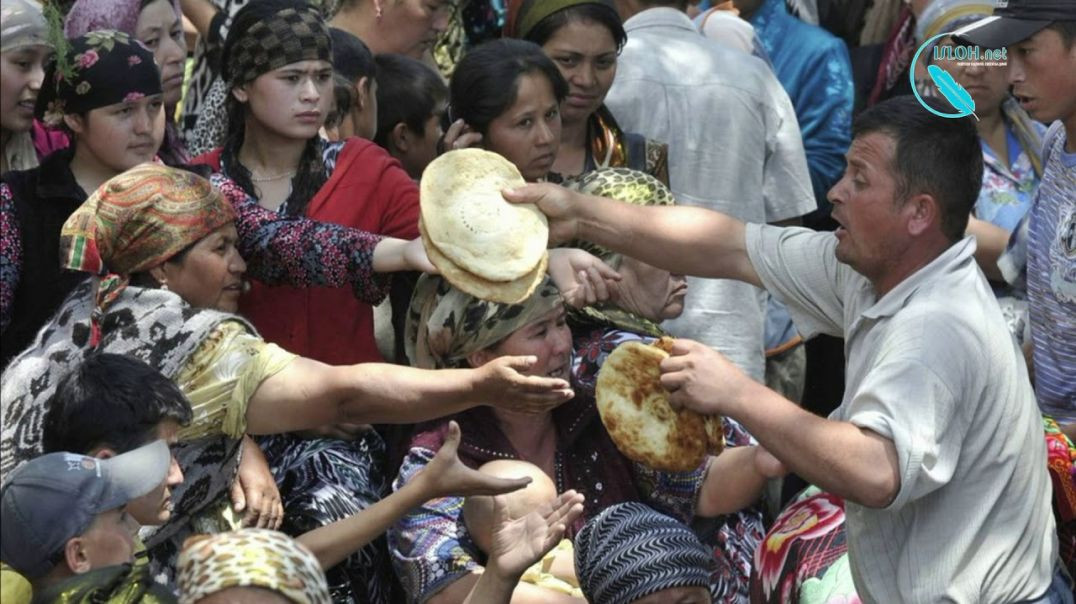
[958,2,1076,433]
[1,441,174,602]
[958,2,1076,596]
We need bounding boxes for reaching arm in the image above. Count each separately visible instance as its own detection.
[695,446,787,517]
[178,0,218,39]
[462,491,585,604]
[661,339,900,508]
[1,184,21,333]
[966,215,1009,282]
[503,183,762,287]
[297,422,536,570]
[244,356,573,435]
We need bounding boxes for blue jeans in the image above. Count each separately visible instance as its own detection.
[1022,567,1075,604]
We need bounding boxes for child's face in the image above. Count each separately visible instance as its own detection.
[399,109,444,179]
[337,79,379,141]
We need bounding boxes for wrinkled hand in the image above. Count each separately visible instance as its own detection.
[417,421,533,498]
[753,446,788,479]
[486,490,585,579]
[502,183,583,245]
[659,339,754,418]
[440,118,483,152]
[231,436,283,529]
[476,355,574,414]
[547,248,621,308]
[296,423,369,441]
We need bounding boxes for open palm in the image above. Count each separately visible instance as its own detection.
[486,490,585,578]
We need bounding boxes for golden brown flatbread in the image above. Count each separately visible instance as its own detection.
[596,338,723,472]
[420,149,548,282]
[420,220,549,304]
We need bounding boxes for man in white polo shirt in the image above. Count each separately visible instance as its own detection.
[506,95,1063,603]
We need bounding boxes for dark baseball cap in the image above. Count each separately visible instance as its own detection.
[955,0,1076,48]
[0,440,170,578]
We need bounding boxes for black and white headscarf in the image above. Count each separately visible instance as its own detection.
[575,502,713,603]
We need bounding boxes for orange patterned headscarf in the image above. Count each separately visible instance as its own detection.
[60,164,235,344]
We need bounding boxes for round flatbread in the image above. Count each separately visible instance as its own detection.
[596,338,720,472]
[420,149,548,282]
[420,220,549,304]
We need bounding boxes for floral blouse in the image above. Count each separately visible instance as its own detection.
[974,122,1044,233]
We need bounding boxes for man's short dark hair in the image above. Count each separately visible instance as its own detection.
[42,353,193,455]
[852,96,982,242]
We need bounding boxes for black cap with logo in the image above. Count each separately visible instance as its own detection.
[955,0,1076,48]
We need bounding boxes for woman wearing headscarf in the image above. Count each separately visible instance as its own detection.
[62,0,190,165]
[0,0,52,175]
[916,0,1045,341]
[574,502,713,604]
[0,28,434,369]
[0,163,573,586]
[189,5,420,599]
[501,0,668,184]
[389,271,784,603]
[563,169,765,603]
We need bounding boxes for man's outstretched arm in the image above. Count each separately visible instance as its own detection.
[504,183,763,288]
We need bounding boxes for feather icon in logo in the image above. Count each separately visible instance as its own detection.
[927,65,978,120]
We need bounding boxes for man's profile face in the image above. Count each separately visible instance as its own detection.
[1008,27,1076,124]
[827,132,912,281]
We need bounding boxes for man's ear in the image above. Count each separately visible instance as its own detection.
[63,538,92,574]
[390,122,411,153]
[904,193,938,237]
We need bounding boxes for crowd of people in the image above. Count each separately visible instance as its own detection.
[0,0,1073,602]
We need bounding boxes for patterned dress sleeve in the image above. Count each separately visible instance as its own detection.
[0,183,21,333]
[388,445,481,604]
[212,173,391,305]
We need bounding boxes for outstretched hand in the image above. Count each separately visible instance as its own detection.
[486,490,585,579]
[231,436,284,529]
[476,355,574,414]
[547,248,621,308]
[418,421,534,499]
[503,183,582,246]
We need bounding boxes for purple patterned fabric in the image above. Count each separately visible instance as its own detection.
[64,0,180,38]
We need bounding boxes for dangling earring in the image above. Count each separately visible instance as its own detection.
[374,0,383,21]
[160,282,169,291]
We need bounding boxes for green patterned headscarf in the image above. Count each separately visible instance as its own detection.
[561,168,676,337]
[406,274,563,369]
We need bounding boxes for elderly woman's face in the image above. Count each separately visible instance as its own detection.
[0,45,51,133]
[484,72,561,182]
[484,305,572,381]
[154,224,247,312]
[617,256,688,322]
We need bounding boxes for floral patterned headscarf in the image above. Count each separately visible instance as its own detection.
[63,0,181,39]
[406,274,563,369]
[59,164,235,344]
[177,529,330,604]
[34,30,161,126]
